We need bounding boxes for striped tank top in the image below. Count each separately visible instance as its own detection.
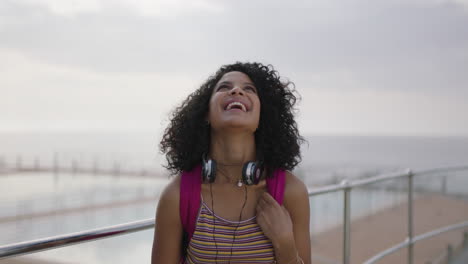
[185,199,275,263]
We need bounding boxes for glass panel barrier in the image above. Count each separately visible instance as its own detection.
[309,190,343,264]
[412,170,468,264]
[350,176,408,264]
[0,229,154,264]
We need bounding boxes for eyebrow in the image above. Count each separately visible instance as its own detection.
[217,81,256,87]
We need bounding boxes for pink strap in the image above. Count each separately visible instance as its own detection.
[180,165,202,241]
[180,167,286,242]
[266,169,286,205]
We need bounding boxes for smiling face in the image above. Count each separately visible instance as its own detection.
[207,71,261,133]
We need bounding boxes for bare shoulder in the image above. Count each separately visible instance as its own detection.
[283,171,310,221]
[152,175,183,263]
[283,171,309,207]
[158,175,181,210]
[282,171,311,264]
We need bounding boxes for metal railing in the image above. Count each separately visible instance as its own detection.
[0,155,161,178]
[1,165,468,263]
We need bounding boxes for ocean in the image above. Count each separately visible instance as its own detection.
[1,132,467,181]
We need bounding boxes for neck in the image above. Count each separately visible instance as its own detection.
[209,130,256,184]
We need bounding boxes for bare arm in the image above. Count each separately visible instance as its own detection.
[283,171,312,264]
[151,175,183,264]
[256,172,311,264]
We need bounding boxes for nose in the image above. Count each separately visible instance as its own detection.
[230,86,244,96]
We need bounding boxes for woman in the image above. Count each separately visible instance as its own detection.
[151,62,311,264]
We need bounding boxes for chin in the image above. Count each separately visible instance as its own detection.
[214,121,257,133]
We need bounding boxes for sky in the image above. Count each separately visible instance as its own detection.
[1,0,468,136]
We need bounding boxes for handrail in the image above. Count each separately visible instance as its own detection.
[1,165,467,262]
[363,221,468,264]
[307,170,411,196]
[0,219,154,259]
[412,165,468,177]
[363,240,411,264]
[413,221,468,243]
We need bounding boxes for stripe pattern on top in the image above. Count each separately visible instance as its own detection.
[185,200,275,263]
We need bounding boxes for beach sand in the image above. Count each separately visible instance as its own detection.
[311,193,468,264]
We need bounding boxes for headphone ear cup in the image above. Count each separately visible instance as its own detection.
[242,161,263,185]
[202,156,217,183]
[252,161,263,185]
[241,162,251,185]
[209,160,217,183]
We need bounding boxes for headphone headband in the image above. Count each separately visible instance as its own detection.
[201,155,263,186]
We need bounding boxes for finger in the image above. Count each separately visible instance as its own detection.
[258,195,268,206]
[281,205,291,217]
[256,199,265,213]
[256,203,262,214]
[262,192,280,207]
[256,212,265,227]
[257,208,268,224]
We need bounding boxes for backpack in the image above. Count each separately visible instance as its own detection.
[179,164,286,262]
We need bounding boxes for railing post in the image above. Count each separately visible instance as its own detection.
[463,231,468,248]
[53,153,58,173]
[34,156,39,171]
[447,244,453,263]
[113,162,120,177]
[341,179,351,264]
[0,155,4,169]
[16,155,22,171]
[93,158,98,176]
[441,175,447,195]
[407,169,414,264]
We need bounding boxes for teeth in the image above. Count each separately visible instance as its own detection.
[226,101,247,112]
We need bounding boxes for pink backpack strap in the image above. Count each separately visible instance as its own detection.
[180,164,202,242]
[266,169,286,205]
[180,166,285,243]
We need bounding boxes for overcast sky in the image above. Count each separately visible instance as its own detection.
[1,0,468,136]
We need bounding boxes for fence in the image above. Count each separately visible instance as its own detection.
[0,154,160,178]
[1,165,468,263]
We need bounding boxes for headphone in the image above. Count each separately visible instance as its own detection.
[201,154,264,186]
[203,154,259,263]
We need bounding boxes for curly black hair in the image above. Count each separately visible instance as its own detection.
[160,62,304,177]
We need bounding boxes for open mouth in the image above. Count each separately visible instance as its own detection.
[225,101,247,112]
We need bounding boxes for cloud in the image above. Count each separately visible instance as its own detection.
[0,48,202,132]
[1,2,465,86]
[1,0,467,93]
[1,0,468,134]
[14,0,102,16]
[119,0,225,17]
[12,0,224,17]
[298,86,468,136]
[2,0,467,74]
